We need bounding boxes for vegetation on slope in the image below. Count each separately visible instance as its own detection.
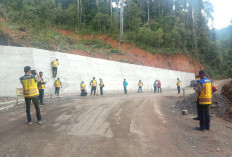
[0,0,231,78]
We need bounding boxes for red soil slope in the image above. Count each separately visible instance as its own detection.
[57,29,202,74]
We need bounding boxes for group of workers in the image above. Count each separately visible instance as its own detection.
[19,59,62,124]
[19,57,213,132]
[80,77,104,96]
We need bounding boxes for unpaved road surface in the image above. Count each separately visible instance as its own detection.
[0,92,232,157]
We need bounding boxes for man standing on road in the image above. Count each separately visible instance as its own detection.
[38,72,46,105]
[157,80,162,93]
[138,80,143,93]
[154,80,157,93]
[52,59,59,78]
[195,70,212,131]
[54,78,62,97]
[20,66,42,124]
[123,79,128,94]
[177,78,181,94]
[99,78,104,95]
[90,77,97,95]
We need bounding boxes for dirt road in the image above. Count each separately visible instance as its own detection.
[0,92,232,157]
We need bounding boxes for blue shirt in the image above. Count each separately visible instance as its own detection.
[154,82,157,87]
[123,81,128,87]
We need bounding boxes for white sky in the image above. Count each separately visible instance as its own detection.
[207,0,232,29]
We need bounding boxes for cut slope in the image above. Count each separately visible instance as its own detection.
[58,30,202,74]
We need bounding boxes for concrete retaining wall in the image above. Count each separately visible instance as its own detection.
[0,46,195,97]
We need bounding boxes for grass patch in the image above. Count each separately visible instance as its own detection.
[119,59,132,64]
[107,48,121,54]
[81,39,112,49]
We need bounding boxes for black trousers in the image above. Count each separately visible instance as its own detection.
[25,96,41,122]
[158,87,162,93]
[138,87,142,93]
[124,87,127,94]
[196,102,200,118]
[39,89,44,103]
[52,67,57,78]
[91,86,96,95]
[100,87,103,95]
[55,87,60,95]
[81,89,87,96]
[154,86,157,93]
[199,105,210,129]
[177,86,180,93]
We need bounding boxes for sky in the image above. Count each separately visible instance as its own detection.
[207,0,232,29]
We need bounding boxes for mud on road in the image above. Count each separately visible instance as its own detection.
[0,92,232,157]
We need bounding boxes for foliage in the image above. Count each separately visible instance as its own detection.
[0,0,231,78]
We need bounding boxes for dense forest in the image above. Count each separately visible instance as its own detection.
[0,0,231,78]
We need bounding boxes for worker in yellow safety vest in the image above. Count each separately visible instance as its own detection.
[80,81,87,96]
[137,80,143,93]
[20,66,42,125]
[52,59,59,78]
[176,78,181,94]
[90,77,97,95]
[37,72,46,105]
[99,78,104,95]
[54,78,62,97]
[195,70,214,131]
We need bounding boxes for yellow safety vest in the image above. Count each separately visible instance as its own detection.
[55,80,61,87]
[81,83,86,90]
[100,81,104,87]
[20,75,39,98]
[198,78,212,105]
[138,82,143,87]
[52,60,59,67]
[177,81,181,87]
[92,80,97,87]
[38,79,45,90]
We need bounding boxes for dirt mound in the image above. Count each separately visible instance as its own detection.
[221,81,232,121]
[176,93,230,117]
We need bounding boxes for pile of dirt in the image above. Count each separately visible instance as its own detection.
[221,81,232,121]
[176,93,230,117]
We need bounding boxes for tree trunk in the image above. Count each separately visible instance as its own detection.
[120,0,124,42]
[147,0,150,25]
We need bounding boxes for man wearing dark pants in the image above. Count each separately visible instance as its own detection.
[176,78,181,94]
[38,72,46,105]
[20,66,42,124]
[52,59,59,78]
[90,77,97,95]
[99,78,104,95]
[137,80,143,93]
[195,70,213,131]
[154,80,157,93]
[54,78,62,97]
[123,79,128,94]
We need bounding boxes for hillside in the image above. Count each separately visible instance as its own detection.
[0,0,231,78]
[0,20,202,74]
